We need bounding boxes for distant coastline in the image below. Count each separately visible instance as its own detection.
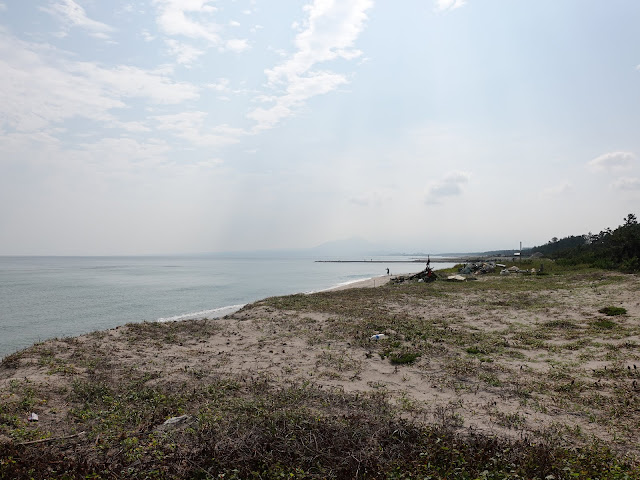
[315,256,490,264]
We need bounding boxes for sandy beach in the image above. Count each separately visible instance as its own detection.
[1,264,639,476]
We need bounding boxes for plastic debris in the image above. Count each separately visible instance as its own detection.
[370,333,386,340]
[163,415,190,426]
[28,413,38,422]
[447,275,467,282]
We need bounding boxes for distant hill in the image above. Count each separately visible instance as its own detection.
[309,237,387,257]
[528,214,639,272]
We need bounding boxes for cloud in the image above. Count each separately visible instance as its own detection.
[165,39,205,65]
[225,38,250,53]
[0,31,199,133]
[435,0,467,12]
[41,0,114,37]
[141,30,156,42]
[425,171,470,205]
[247,71,348,130]
[542,182,573,197]
[610,177,640,191]
[247,0,373,131]
[152,0,220,43]
[152,112,245,147]
[207,78,230,92]
[587,151,636,171]
[152,0,250,62]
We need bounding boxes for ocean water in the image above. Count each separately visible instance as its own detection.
[0,255,453,358]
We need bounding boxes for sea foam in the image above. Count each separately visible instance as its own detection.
[156,304,245,323]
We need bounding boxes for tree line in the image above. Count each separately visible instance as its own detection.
[530,213,640,272]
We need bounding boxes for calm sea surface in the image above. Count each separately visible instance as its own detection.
[0,255,454,358]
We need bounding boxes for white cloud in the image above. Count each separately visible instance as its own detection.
[610,177,640,191]
[207,78,230,92]
[225,38,250,53]
[110,121,151,133]
[247,0,373,131]
[152,0,220,43]
[152,112,245,147]
[266,0,372,84]
[425,171,470,205]
[152,1,250,61]
[542,182,573,197]
[41,0,114,36]
[435,0,467,12]
[0,31,199,133]
[587,151,636,171]
[165,39,205,65]
[141,30,156,42]
[69,63,198,104]
[247,71,348,130]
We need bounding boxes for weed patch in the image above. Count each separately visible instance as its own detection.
[599,306,627,316]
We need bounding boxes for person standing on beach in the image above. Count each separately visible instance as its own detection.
[386,268,390,275]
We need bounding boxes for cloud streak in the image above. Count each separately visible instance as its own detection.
[152,0,220,43]
[542,182,573,197]
[0,31,199,133]
[247,0,373,131]
[151,0,249,63]
[587,151,636,172]
[152,112,245,147]
[435,0,467,12]
[41,0,114,38]
[611,177,640,191]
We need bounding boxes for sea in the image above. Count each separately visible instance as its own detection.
[0,255,455,359]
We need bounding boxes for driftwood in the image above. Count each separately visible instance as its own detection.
[18,431,86,446]
[390,267,438,284]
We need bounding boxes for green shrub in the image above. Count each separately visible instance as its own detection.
[599,306,627,316]
[389,352,420,364]
[593,319,616,329]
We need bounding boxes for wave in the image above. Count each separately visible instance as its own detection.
[156,304,245,323]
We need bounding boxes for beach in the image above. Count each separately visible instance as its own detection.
[1,263,639,477]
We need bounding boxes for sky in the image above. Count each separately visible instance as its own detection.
[1,0,639,255]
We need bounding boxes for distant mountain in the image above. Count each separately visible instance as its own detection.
[197,237,388,259]
[309,237,387,257]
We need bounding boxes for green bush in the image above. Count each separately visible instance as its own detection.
[389,352,420,364]
[599,306,627,316]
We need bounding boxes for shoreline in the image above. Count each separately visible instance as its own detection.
[315,256,517,264]
[316,257,475,263]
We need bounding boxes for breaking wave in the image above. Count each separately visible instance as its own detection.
[156,304,245,323]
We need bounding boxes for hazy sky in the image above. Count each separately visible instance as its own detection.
[1,0,639,255]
